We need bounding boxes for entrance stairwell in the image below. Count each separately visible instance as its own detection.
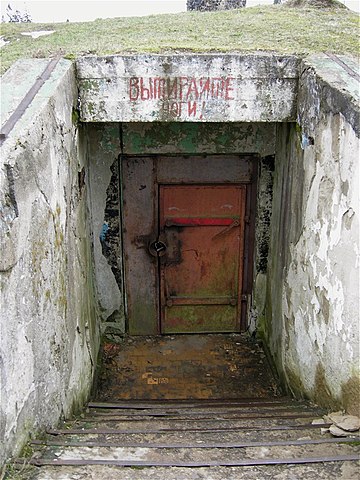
[9,335,360,479]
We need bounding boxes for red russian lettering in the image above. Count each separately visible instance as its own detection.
[225,77,235,100]
[211,78,224,98]
[129,77,139,101]
[161,101,169,116]
[188,101,197,117]
[186,78,199,100]
[199,101,206,120]
[153,78,159,99]
[155,78,166,99]
[199,78,210,99]
[140,78,150,100]
[170,102,181,117]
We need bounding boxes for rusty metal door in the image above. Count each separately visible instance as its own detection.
[122,155,256,335]
[159,185,246,333]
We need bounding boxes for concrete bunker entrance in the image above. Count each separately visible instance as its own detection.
[1,52,359,463]
[86,116,278,400]
[82,52,292,350]
[88,122,274,336]
[80,52,358,408]
[88,120,277,400]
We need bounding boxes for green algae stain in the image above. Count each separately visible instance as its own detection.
[341,373,360,416]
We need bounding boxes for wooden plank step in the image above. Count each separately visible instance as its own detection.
[78,412,322,423]
[30,437,359,449]
[87,398,297,410]
[17,455,360,468]
[47,422,332,435]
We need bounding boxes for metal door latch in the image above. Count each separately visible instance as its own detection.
[148,240,167,257]
[212,219,240,239]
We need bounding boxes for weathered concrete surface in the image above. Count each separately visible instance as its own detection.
[2,51,359,467]
[263,54,360,415]
[121,122,276,157]
[85,123,125,334]
[77,54,299,123]
[0,60,99,464]
[298,54,359,138]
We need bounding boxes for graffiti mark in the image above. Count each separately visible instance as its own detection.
[99,222,109,242]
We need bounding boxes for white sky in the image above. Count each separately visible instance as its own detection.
[0,0,358,23]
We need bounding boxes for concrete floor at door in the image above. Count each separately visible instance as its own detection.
[94,334,280,401]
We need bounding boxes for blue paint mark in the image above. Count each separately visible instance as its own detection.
[301,133,314,149]
[100,222,109,242]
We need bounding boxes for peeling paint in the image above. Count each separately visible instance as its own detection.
[266,106,359,413]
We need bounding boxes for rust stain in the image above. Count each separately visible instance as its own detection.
[95,334,278,401]
[160,185,246,333]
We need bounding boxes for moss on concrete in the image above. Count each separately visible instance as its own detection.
[341,374,360,416]
[122,122,275,156]
[313,363,341,411]
[285,365,308,399]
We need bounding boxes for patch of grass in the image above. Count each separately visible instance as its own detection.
[0,3,359,74]
[2,463,37,480]
[347,440,360,446]
[20,444,34,459]
[2,440,45,479]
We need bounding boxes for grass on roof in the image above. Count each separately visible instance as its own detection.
[0,2,359,75]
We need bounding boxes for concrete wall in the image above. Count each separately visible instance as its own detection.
[0,60,99,464]
[263,55,359,414]
[87,122,276,337]
[77,54,299,123]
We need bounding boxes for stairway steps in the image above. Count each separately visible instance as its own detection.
[10,398,360,479]
[18,455,360,468]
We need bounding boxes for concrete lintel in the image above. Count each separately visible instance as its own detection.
[76,54,300,123]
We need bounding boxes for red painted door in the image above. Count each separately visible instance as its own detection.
[159,185,246,333]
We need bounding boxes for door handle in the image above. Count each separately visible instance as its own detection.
[148,239,167,257]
